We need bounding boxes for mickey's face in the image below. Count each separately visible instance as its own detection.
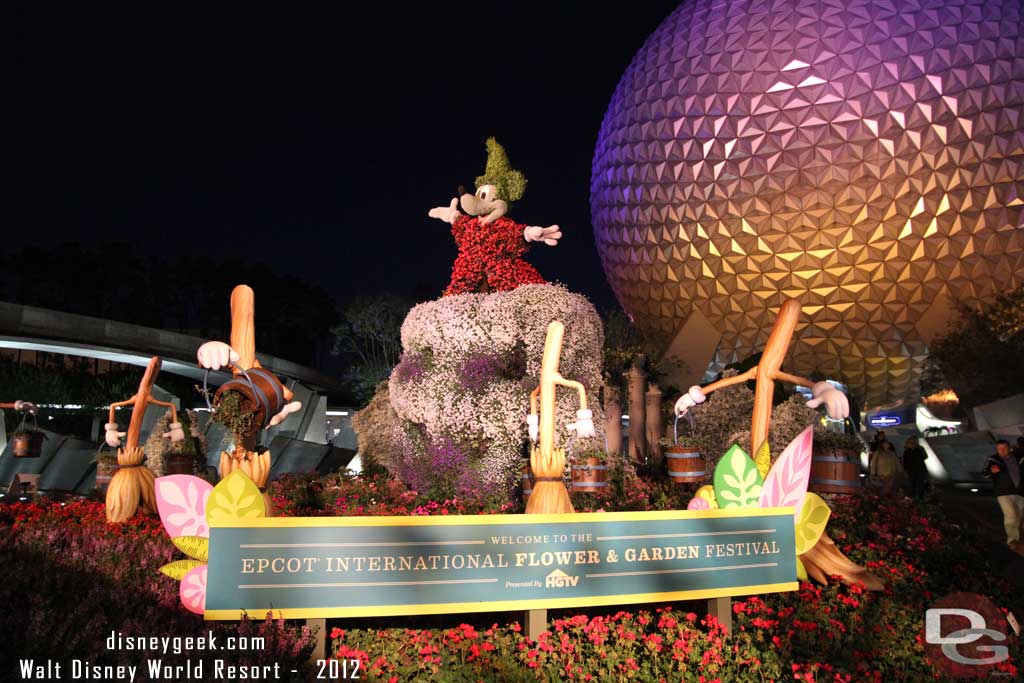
[460,184,509,225]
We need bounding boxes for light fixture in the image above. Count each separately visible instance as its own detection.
[970,488,979,493]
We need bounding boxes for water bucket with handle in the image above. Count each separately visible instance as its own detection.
[11,412,45,458]
[809,421,863,493]
[571,456,608,492]
[204,365,287,435]
[809,447,863,493]
[520,462,534,504]
[665,415,706,483]
[94,444,118,489]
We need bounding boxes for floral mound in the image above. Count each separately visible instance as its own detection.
[367,283,605,498]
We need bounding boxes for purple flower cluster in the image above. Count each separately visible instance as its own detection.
[394,351,426,384]
[459,353,504,392]
[428,436,469,472]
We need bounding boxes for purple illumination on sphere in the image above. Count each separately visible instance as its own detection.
[591,0,1024,403]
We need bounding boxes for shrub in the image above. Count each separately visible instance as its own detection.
[144,409,206,478]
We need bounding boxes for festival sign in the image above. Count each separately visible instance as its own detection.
[203,508,797,619]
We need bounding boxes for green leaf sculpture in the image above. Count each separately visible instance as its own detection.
[172,536,209,562]
[159,559,203,581]
[794,492,831,554]
[206,470,266,523]
[713,444,764,508]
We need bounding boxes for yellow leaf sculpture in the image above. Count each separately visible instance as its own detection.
[206,470,266,523]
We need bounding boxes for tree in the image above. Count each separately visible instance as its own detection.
[928,284,1024,409]
[331,294,411,404]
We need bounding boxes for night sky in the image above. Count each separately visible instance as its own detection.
[5,3,681,312]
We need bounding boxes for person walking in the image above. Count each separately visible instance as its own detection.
[985,439,1024,547]
[902,436,929,499]
[869,441,901,495]
[869,430,890,455]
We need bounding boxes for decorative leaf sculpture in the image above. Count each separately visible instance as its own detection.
[687,496,710,511]
[155,475,213,539]
[758,426,814,521]
[713,444,763,508]
[172,536,210,562]
[753,440,771,479]
[794,492,832,555]
[179,564,208,615]
[155,471,267,616]
[159,559,203,581]
[207,470,266,523]
[694,484,719,509]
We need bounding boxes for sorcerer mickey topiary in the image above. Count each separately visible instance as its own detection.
[428,137,564,296]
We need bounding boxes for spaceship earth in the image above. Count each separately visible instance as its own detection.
[591,0,1024,404]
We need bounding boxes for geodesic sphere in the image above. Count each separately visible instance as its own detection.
[591,0,1024,404]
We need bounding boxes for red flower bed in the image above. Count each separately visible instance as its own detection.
[4,477,1023,681]
[0,500,316,681]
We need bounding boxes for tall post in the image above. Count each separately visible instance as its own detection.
[603,384,622,455]
[627,363,646,463]
[645,384,663,468]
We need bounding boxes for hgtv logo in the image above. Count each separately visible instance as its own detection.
[545,569,579,588]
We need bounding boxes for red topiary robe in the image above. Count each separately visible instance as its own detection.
[444,215,547,296]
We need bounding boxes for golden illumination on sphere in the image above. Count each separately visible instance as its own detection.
[591,0,1024,404]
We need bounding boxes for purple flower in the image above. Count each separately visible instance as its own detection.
[459,353,503,391]
[394,352,425,383]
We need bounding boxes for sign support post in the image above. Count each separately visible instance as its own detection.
[524,609,547,640]
[307,618,326,662]
[707,596,732,633]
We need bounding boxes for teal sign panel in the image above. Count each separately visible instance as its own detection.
[205,508,797,620]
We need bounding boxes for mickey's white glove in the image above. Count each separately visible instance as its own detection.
[14,400,37,415]
[428,198,461,225]
[197,341,239,371]
[674,385,706,417]
[526,414,539,442]
[806,381,849,420]
[524,225,562,246]
[268,401,303,427]
[163,422,185,443]
[574,409,596,438]
[104,423,125,448]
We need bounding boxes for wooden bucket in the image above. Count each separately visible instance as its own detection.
[571,457,608,492]
[164,453,196,476]
[12,431,44,458]
[95,462,117,490]
[520,463,534,504]
[665,446,706,483]
[213,367,287,433]
[809,447,862,494]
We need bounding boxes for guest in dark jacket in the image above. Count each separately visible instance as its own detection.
[902,437,928,499]
[985,440,1024,545]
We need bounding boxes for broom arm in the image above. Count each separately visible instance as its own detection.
[146,397,178,425]
[553,377,588,411]
[125,357,162,450]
